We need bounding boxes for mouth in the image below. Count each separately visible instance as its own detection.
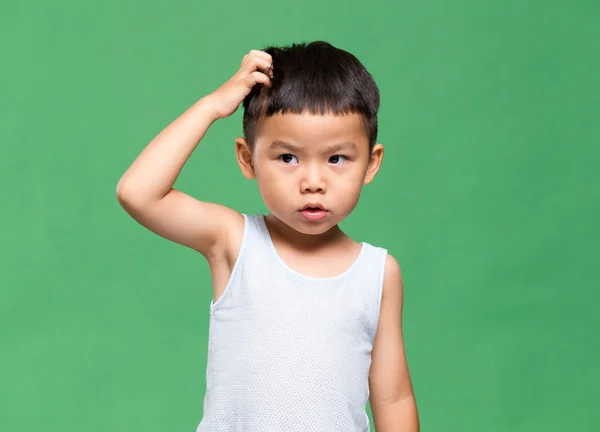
[301,203,326,211]
[299,203,328,221]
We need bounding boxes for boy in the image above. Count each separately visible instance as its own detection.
[116,41,419,431]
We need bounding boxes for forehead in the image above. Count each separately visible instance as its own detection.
[255,112,369,150]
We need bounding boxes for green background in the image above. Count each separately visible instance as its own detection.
[1,0,598,430]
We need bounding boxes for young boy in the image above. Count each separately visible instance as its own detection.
[117,41,419,431]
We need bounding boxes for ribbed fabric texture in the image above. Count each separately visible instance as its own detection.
[196,214,387,432]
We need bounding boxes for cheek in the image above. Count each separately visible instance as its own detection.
[336,165,367,189]
[255,165,293,203]
[335,167,367,206]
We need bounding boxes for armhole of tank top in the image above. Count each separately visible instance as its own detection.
[210,213,250,314]
[374,248,388,327]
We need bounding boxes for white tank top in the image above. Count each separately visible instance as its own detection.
[196,214,387,432]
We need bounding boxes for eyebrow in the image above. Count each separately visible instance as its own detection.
[269,140,358,153]
[327,141,358,153]
[269,140,302,152]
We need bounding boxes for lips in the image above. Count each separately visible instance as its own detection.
[301,202,325,211]
[300,203,328,221]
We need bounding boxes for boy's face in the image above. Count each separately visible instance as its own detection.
[236,112,384,236]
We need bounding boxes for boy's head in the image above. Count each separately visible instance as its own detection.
[235,41,384,235]
[241,40,380,151]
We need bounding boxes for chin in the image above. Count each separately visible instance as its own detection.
[293,225,330,236]
[291,218,338,236]
[268,210,339,235]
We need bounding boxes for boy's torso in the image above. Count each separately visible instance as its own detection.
[197,214,386,432]
[209,212,366,307]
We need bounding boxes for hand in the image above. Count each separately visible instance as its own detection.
[203,49,273,121]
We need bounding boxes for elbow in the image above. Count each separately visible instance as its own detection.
[115,176,138,208]
[116,176,165,211]
[115,177,128,203]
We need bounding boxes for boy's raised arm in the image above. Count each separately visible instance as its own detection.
[116,50,273,258]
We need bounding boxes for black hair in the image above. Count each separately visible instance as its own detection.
[242,40,380,150]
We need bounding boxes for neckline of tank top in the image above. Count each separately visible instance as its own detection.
[257,214,367,282]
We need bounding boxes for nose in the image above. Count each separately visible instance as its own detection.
[300,164,326,194]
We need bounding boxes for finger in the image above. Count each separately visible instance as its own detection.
[248,49,272,63]
[241,55,272,76]
[264,63,274,78]
[240,51,272,73]
[245,70,272,87]
[240,50,270,69]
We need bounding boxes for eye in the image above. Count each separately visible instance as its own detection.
[279,154,298,164]
[328,155,347,165]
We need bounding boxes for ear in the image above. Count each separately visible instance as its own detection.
[235,137,256,179]
[364,143,384,184]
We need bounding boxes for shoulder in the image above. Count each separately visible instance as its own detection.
[383,253,402,280]
[360,243,402,295]
[382,253,403,300]
[222,211,248,261]
[206,207,245,263]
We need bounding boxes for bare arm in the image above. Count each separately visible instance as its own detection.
[116,50,273,259]
[369,254,419,431]
[116,98,237,257]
